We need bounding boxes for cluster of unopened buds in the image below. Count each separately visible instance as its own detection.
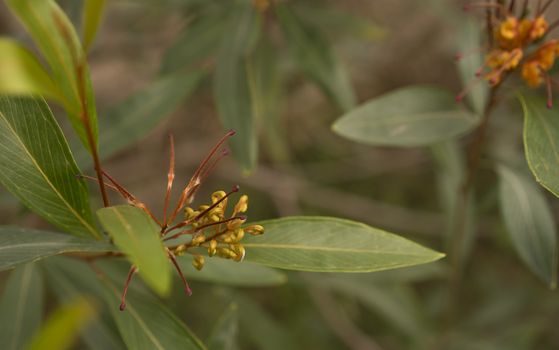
[457,0,559,107]
[87,130,264,311]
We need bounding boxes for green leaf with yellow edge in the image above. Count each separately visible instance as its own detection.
[82,0,106,52]
[99,273,206,350]
[26,297,97,350]
[0,227,111,271]
[214,2,260,172]
[7,0,99,152]
[497,165,558,288]
[332,85,480,147]
[97,205,171,296]
[0,96,99,238]
[0,38,61,101]
[520,93,559,198]
[0,264,44,350]
[243,216,444,272]
[177,257,287,287]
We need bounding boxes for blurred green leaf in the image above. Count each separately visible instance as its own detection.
[99,273,206,350]
[214,3,260,172]
[82,0,106,52]
[243,216,444,272]
[456,18,488,116]
[76,71,204,166]
[97,205,171,296]
[332,85,479,147]
[43,257,126,350]
[0,264,44,350]
[207,303,239,350]
[497,165,558,288]
[0,227,111,271]
[276,2,356,111]
[27,297,97,350]
[0,38,61,100]
[7,0,99,152]
[177,257,287,287]
[0,96,99,238]
[520,93,559,198]
[160,7,230,74]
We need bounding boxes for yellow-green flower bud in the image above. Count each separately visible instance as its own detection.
[191,234,206,246]
[233,195,248,215]
[208,239,218,256]
[245,224,264,235]
[192,255,205,271]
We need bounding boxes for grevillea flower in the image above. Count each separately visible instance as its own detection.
[457,0,559,107]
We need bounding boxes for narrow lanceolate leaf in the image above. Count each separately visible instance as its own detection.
[7,0,99,152]
[27,298,97,350]
[214,3,260,172]
[497,165,558,288]
[0,38,61,101]
[0,227,111,271]
[100,275,206,350]
[82,0,106,52]
[243,216,444,272]
[0,264,44,350]
[332,86,480,147]
[177,257,287,287]
[74,71,204,167]
[276,3,356,111]
[520,94,559,198]
[0,97,99,238]
[97,205,171,296]
[207,304,239,350]
[160,6,230,74]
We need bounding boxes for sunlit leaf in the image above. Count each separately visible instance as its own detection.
[0,96,99,238]
[177,257,287,287]
[0,264,44,350]
[520,93,559,198]
[99,273,206,350]
[7,0,99,152]
[97,205,171,296]
[27,297,97,350]
[497,165,557,288]
[243,216,444,272]
[332,86,479,147]
[0,38,61,101]
[276,3,356,111]
[207,303,239,350]
[82,0,106,52]
[0,227,111,271]
[214,3,260,172]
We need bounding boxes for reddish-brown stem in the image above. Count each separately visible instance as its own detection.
[167,250,192,296]
[120,265,138,311]
[77,174,120,192]
[162,135,175,229]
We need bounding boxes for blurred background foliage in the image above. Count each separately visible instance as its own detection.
[0,0,558,349]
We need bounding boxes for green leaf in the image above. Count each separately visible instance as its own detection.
[177,257,287,287]
[82,0,106,52]
[160,7,230,74]
[43,258,126,350]
[0,264,44,350]
[456,18,488,116]
[75,71,204,166]
[26,297,97,350]
[99,273,206,350]
[497,165,558,288]
[0,38,61,100]
[0,227,111,271]
[207,303,239,350]
[7,0,99,152]
[97,205,171,296]
[214,3,260,172]
[520,93,559,198]
[0,96,99,238]
[332,85,480,147]
[276,3,356,111]
[243,216,444,272]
